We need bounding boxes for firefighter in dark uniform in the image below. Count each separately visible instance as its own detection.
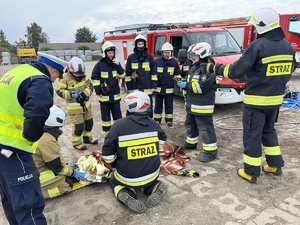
[102,91,167,214]
[92,41,124,132]
[178,48,193,80]
[125,34,156,117]
[178,42,218,162]
[153,42,181,127]
[0,52,66,225]
[202,8,296,183]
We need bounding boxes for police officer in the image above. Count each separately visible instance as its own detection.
[56,57,98,150]
[153,42,181,127]
[125,34,156,117]
[92,41,124,132]
[178,42,218,162]
[0,52,66,225]
[102,91,167,213]
[203,8,296,183]
[33,105,88,199]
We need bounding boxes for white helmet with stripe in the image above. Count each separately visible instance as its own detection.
[67,57,85,77]
[124,91,150,113]
[161,42,174,51]
[102,41,116,56]
[45,105,66,127]
[249,8,280,34]
[135,34,147,42]
[188,42,212,59]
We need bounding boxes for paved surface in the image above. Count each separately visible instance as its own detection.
[0,63,300,225]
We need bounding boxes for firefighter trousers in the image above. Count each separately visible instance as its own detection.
[154,94,173,123]
[243,106,284,177]
[184,113,218,153]
[100,101,122,132]
[0,149,47,225]
[110,173,159,199]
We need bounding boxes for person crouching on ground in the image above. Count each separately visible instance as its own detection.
[102,91,167,213]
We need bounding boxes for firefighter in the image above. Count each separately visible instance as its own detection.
[153,42,181,127]
[33,105,88,199]
[125,34,156,117]
[178,48,193,80]
[102,91,167,213]
[202,8,296,183]
[0,52,66,225]
[177,42,218,162]
[92,41,124,133]
[56,57,98,150]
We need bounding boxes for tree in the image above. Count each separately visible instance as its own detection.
[25,22,49,50]
[75,27,97,43]
[0,30,15,53]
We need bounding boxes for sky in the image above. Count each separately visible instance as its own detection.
[1,0,299,43]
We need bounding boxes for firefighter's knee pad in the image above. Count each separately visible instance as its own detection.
[85,118,94,131]
[74,123,84,136]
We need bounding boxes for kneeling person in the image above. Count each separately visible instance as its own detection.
[102,91,167,213]
[33,105,88,199]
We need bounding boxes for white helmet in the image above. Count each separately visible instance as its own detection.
[188,42,212,59]
[249,8,280,34]
[135,34,147,42]
[124,91,150,113]
[102,41,116,53]
[45,105,66,127]
[161,42,174,51]
[67,57,85,77]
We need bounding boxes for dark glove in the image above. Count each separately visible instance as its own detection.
[100,83,111,95]
[76,91,89,104]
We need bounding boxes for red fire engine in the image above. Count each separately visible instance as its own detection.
[104,24,245,104]
[193,13,300,65]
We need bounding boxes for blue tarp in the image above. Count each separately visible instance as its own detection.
[282,92,300,109]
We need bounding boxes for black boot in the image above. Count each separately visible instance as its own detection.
[117,189,146,214]
[199,151,217,163]
[145,181,167,208]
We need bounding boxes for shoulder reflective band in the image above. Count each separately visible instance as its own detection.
[114,169,160,187]
[223,64,230,79]
[183,66,190,71]
[263,146,281,156]
[102,154,117,163]
[261,54,293,64]
[243,154,262,167]
[203,143,218,152]
[118,131,159,147]
[186,136,199,144]
[131,63,139,69]
[266,63,293,76]
[157,67,164,73]
[191,105,214,114]
[101,72,109,78]
[142,62,150,71]
[167,67,174,75]
[243,94,284,106]
[151,75,158,81]
[165,88,174,94]
[127,143,158,160]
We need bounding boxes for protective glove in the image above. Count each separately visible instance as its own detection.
[101,83,111,95]
[76,91,89,104]
[73,167,87,181]
[177,80,187,89]
[70,91,80,99]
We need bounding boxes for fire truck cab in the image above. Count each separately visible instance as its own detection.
[104,24,246,104]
